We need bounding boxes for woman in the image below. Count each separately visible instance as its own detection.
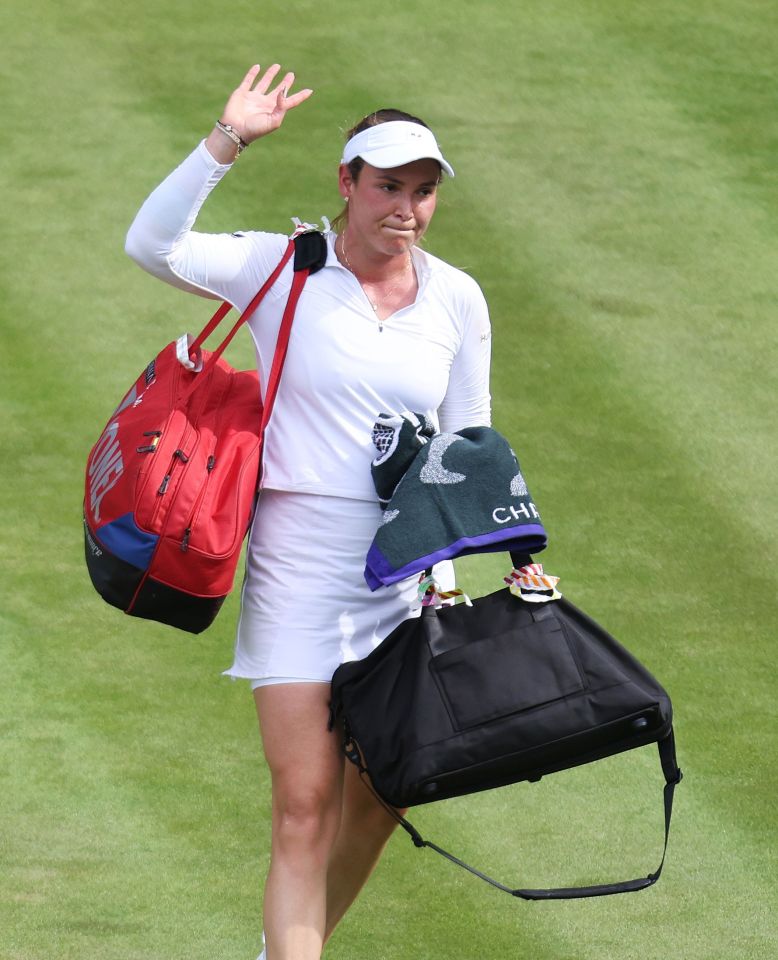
[125,63,492,960]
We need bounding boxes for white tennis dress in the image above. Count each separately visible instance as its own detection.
[126,140,492,684]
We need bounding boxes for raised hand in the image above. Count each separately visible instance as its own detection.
[219,63,313,144]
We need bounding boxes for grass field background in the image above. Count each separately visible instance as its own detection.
[1,1,776,958]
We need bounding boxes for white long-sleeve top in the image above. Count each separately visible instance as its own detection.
[125,141,492,502]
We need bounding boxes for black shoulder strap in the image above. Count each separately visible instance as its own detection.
[345,730,682,900]
[293,228,328,274]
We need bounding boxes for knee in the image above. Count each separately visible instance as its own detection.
[273,784,341,852]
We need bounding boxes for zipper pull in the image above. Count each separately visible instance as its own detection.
[181,528,191,552]
[137,431,162,454]
[174,449,189,463]
[207,455,216,472]
[158,474,171,495]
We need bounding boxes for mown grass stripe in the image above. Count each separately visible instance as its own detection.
[2,1,776,958]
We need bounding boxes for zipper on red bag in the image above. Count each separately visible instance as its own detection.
[157,447,190,494]
[180,453,216,552]
[149,359,214,527]
[178,367,234,553]
[150,444,190,525]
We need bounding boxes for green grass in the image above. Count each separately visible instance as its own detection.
[2,1,777,958]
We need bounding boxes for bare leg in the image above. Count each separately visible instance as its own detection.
[324,758,407,942]
[254,683,344,960]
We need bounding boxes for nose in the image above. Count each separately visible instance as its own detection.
[393,191,414,221]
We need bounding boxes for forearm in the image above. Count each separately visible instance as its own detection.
[124,140,235,296]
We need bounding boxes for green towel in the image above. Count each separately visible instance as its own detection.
[365,415,547,590]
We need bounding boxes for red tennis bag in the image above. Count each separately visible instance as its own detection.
[83,230,327,633]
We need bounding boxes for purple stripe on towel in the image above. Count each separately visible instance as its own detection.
[364,524,547,590]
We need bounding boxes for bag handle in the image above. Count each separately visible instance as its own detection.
[344,728,682,900]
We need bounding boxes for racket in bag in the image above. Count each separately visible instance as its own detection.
[329,554,682,899]
[83,230,327,634]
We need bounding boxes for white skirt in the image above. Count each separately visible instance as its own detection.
[223,490,453,685]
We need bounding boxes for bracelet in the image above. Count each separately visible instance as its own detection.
[215,120,248,154]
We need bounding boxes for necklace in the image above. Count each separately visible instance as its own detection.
[340,234,413,332]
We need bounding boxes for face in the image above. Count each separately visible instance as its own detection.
[338,158,440,259]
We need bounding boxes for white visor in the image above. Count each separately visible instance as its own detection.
[341,120,455,178]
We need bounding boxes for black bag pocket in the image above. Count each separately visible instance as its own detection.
[430,615,585,730]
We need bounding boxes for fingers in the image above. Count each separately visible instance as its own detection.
[273,72,314,110]
[255,63,282,95]
[274,71,296,103]
[239,64,261,90]
[284,87,314,109]
[238,62,312,108]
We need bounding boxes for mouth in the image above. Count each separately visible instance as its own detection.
[382,224,416,237]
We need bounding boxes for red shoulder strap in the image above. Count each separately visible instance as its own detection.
[189,238,297,370]
[258,262,309,436]
[181,237,303,404]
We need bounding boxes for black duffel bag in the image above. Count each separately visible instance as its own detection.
[329,559,682,900]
